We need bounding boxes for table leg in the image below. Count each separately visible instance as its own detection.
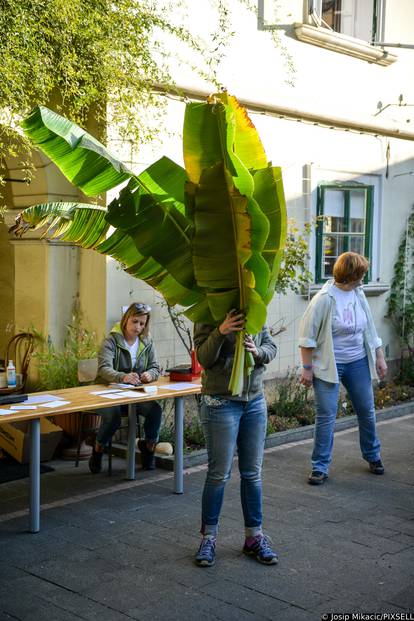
[174,396,184,494]
[126,403,136,480]
[29,418,40,533]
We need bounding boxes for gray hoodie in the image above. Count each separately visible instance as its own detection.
[194,324,277,401]
[97,325,161,384]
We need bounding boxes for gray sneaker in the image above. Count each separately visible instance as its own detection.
[243,535,278,565]
[195,536,216,567]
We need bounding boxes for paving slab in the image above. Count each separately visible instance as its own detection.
[0,413,413,620]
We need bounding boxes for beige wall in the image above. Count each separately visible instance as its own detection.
[105,0,414,374]
[0,139,107,379]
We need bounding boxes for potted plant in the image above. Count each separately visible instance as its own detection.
[32,306,100,459]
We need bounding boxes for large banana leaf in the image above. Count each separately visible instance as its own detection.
[21,107,135,195]
[183,93,284,394]
[15,94,287,396]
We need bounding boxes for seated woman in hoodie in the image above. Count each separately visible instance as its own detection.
[89,302,162,474]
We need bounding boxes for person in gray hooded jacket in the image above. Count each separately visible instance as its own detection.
[193,310,279,568]
[89,302,162,474]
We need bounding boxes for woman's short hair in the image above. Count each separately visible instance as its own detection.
[120,303,152,337]
[333,252,369,284]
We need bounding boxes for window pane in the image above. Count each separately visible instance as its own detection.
[350,190,366,233]
[323,190,345,232]
[322,235,344,278]
[322,0,341,30]
[322,0,375,41]
[349,235,364,254]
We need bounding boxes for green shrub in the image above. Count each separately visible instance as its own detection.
[268,367,315,427]
[395,356,414,387]
[267,415,300,434]
[158,401,206,452]
[32,311,98,390]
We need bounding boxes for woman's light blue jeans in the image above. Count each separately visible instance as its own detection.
[199,394,267,537]
[312,356,381,474]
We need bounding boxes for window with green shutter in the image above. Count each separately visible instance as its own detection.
[315,182,374,283]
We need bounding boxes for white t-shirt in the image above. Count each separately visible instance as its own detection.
[124,338,139,366]
[331,286,367,363]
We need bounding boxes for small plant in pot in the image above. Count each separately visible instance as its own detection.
[32,306,100,459]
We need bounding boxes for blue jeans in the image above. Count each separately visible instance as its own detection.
[312,356,381,474]
[96,401,162,447]
[199,394,267,537]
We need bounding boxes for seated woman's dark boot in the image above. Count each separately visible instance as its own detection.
[137,440,156,470]
[89,447,104,474]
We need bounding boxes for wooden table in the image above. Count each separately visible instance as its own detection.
[0,377,201,533]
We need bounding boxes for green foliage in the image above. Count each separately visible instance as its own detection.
[374,381,414,408]
[15,94,288,396]
[268,367,315,427]
[32,309,98,390]
[387,205,414,382]
[266,414,299,434]
[0,0,293,214]
[158,401,205,452]
[276,221,313,295]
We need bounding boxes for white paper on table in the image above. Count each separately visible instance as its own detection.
[99,392,127,400]
[162,382,201,391]
[90,389,122,395]
[25,394,65,405]
[0,408,12,415]
[117,390,146,398]
[10,404,37,410]
[41,400,71,408]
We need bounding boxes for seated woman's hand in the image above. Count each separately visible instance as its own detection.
[122,372,141,385]
[140,371,152,383]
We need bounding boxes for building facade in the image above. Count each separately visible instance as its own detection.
[2,0,414,382]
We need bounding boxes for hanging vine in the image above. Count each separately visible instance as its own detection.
[387,205,414,382]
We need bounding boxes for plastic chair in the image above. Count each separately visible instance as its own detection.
[2,332,35,394]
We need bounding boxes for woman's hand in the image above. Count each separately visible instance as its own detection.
[140,371,152,384]
[123,372,141,385]
[376,350,388,380]
[244,334,259,358]
[299,368,313,388]
[219,309,245,335]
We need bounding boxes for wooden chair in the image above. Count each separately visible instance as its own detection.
[1,332,35,394]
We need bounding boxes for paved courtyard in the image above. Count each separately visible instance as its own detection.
[0,413,413,621]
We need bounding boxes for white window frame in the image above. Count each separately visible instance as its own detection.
[306,166,387,294]
[294,0,397,66]
[307,0,385,43]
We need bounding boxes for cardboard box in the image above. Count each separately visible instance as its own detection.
[0,418,63,463]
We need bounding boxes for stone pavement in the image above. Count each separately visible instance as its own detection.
[0,413,413,621]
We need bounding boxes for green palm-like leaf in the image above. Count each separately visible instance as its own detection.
[16,93,287,396]
[22,106,135,195]
[183,94,286,394]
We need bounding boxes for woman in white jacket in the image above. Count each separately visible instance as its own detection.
[299,252,387,485]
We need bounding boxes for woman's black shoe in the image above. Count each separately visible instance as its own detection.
[138,440,156,470]
[369,460,384,475]
[89,447,103,474]
[308,470,328,485]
